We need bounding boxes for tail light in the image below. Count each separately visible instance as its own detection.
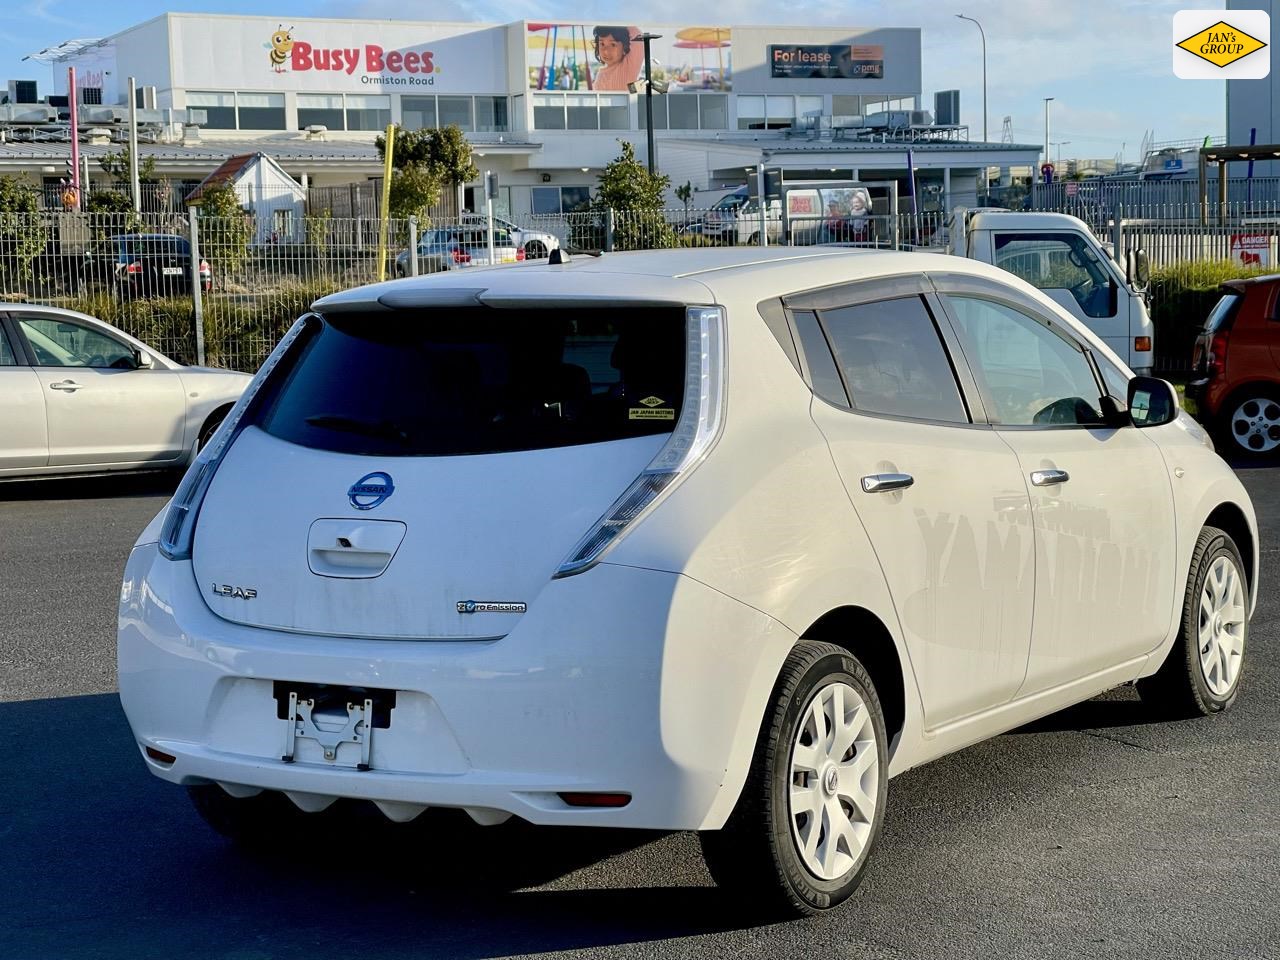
[452,248,472,265]
[158,318,312,561]
[516,248,526,261]
[199,259,211,276]
[1207,331,1229,379]
[126,261,143,274]
[555,306,726,578]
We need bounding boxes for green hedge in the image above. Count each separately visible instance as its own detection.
[1150,260,1272,374]
[60,279,342,371]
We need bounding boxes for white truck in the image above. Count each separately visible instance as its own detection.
[947,208,1154,374]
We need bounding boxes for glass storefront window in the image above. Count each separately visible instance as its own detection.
[475,96,509,132]
[187,91,235,130]
[531,185,561,215]
[766,96,796,129]
[346,94,391,131]
[699,94,727,130]
[736,95,765,130]
[438,96,473,131]
[237,92,285,130]
[533,95,565,130]
[298,94,344,131]
[566,94,598,130]
[560,185,591,213]
[637,96,668,130]
[797,96,824,120]
[402,96,436,130]
[668,95,699,130]
[599,95,629,130]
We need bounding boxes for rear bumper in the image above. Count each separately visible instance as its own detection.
[118,544,795,830]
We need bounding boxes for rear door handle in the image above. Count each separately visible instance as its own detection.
[49,380,81,392]
[861,473,914,493]
[1030,469,1070,486]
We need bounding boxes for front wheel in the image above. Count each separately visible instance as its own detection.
[700,640,888,917]
[1137,526,1248,717]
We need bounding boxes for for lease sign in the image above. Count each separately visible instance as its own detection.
[770,44,884,79]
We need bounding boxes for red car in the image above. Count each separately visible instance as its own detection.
[1188,275,1280,458]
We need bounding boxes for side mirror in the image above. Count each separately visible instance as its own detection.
[134,350,154,369]
[1127,248,1151,290]
[1128,376,1178,428]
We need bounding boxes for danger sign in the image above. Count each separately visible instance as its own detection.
[1230,233,1272,268]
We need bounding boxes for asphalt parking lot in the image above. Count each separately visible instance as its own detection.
[2,466,1278,960]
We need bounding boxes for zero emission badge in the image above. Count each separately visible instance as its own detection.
[1174,10,1270,78]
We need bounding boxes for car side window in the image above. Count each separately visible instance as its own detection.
[945,296,1104,426]
[993,232,1114,318]
[0,325,17,366]
[817,296,968,423]
[18,316,135,369]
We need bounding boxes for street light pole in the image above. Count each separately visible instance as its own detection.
[634,32,662,177]
[955,14,987,143]
[1043,97,1054,170]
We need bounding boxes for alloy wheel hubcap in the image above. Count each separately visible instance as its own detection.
[1198,555,1246,697]
[1230,398,1280,452]
[788,681,879,881]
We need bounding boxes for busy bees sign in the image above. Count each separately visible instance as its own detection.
[1174,10,1269,78]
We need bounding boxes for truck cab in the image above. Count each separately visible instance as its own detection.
[949,209,1153,374]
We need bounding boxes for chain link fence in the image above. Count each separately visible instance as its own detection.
[1,201,1273,374]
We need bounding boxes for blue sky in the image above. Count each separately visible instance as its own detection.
[1,0,1229,161]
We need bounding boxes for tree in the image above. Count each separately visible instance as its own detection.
[591,140,676,250]
[98,146,160,188]
[85,188,143,241]
[388,165,443,222]
[195,182,253,276]
[375,125,479,217]
[675,181,693,221]
[0,175,46,283]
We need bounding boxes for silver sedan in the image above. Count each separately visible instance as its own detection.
[0,304,251,480]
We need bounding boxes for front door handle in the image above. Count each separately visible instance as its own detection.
[861,473,914,494]
[49,380,81,392]
[1030,469,1070,486]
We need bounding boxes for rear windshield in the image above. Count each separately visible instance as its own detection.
[1204,293,1243,334]
[254,308,687,456]
[116,236,190,257]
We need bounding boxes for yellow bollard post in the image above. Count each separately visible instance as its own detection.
[377,123,396,282]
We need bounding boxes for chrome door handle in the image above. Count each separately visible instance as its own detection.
[861,473,914,494]
[1030,469,1070,486]
[49,380,81,392]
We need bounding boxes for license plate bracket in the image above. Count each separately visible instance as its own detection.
[281,691,373,770]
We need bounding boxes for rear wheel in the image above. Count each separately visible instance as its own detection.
[700,640,887,917]
[1218,388,1280,459]
[1138,526,1248,717]
[525,241,548,260]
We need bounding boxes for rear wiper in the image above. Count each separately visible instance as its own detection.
[304,414,411,444]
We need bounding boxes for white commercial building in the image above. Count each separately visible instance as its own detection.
[12,14,1040,214]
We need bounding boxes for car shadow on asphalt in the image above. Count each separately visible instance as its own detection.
[1,693,770,960]
[0,471,180,502]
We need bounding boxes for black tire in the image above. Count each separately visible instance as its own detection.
[525,241,548,259]
[197,407,230,453]
[1215,387,1280,460]
[700,640,888,917]
[188,784,320,849]
[747,232,760,246]
[1137,526,1248,718]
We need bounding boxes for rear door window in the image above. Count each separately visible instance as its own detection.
[817,296,969,423]
[255,307,687,456]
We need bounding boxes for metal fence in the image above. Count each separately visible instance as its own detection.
[2,202,1276,374]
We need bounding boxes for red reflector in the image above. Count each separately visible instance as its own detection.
[126,261,142,274]
[516,248,526,261]
[145,746,176,764]
[559,792,631,808]
[1134,336,1152,352]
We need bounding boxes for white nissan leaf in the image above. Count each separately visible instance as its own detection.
[118,247,1258,916]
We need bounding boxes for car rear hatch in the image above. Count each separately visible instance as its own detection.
[191,300,691,640]
[1193,287,1244,377]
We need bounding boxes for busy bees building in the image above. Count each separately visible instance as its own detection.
[7,13,1042,215]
